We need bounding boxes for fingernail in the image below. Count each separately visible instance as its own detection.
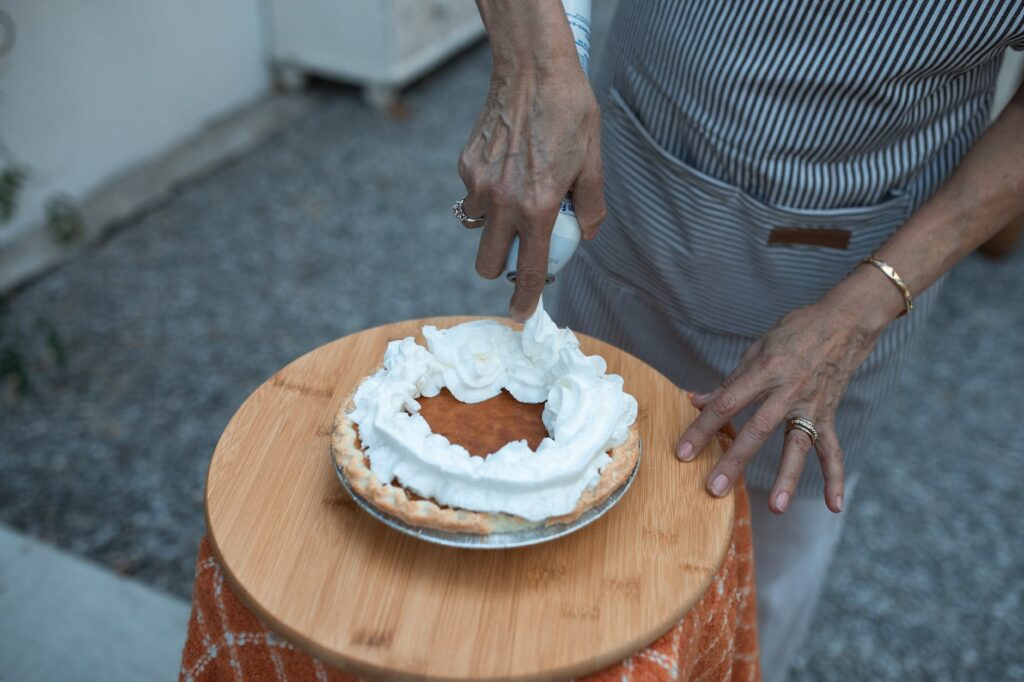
[709,474,729,496]
[676,442,694,461]
[836,495,843,513]
[775,491,790,513]
[695,392,712,402]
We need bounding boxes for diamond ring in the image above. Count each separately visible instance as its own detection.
[452,198,486,228]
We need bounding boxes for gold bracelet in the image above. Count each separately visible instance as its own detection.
[861,257,913,317]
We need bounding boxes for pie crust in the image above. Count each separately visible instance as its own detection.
[331,382,642,535]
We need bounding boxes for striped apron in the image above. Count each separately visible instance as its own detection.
[550,0,1024,496]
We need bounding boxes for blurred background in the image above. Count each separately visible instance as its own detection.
[0,1,1021,680]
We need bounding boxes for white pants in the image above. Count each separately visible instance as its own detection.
[747,477,859,682]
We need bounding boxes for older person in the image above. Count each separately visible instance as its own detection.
[457,1,1024,679]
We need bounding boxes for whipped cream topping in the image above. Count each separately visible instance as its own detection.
[347,298,638,522]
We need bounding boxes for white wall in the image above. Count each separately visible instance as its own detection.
[0,0,268,283]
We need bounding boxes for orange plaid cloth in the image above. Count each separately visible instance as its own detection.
[179,479,759,681]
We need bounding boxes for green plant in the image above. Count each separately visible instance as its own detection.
[46,194,85,245]
[0,302,28,397]
[0,164,27,223]
[0,305,69,399]
[0,345,28,396]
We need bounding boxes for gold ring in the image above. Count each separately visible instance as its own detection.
[785,416,818,444]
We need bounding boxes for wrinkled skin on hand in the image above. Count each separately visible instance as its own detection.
[676,302,884,514]
[458,67,605,322]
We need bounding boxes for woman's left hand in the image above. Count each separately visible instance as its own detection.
[674,294,890,514]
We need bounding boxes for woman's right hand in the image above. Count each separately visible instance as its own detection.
[460,0,605,322]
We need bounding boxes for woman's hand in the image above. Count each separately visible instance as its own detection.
[672,81,1024,514]
[675,270,902,514]
[460,1,605,322]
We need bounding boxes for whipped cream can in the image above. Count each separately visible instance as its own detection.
[504,0,591,283]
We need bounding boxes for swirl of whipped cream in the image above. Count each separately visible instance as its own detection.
[348,298,638,521]
[422,321,510,403]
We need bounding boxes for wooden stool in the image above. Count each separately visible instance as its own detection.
[204,317,735,681]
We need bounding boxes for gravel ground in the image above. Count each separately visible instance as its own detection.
[2,27,1022,682]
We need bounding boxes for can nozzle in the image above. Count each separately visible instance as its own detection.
[504,200,582,284]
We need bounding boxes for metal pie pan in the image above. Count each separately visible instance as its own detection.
[331,440,642,549]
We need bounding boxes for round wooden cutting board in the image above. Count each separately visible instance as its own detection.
[205,317,734,681]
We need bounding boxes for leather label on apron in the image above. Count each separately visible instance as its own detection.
[768,228,851,250]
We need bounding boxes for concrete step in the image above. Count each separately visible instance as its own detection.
[0,523,191,682]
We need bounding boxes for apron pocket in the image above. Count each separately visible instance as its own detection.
[591,87,915,339]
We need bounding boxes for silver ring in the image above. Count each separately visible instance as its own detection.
[785,416,818,444]
[506,271,555,285]
[452,198,485,227]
